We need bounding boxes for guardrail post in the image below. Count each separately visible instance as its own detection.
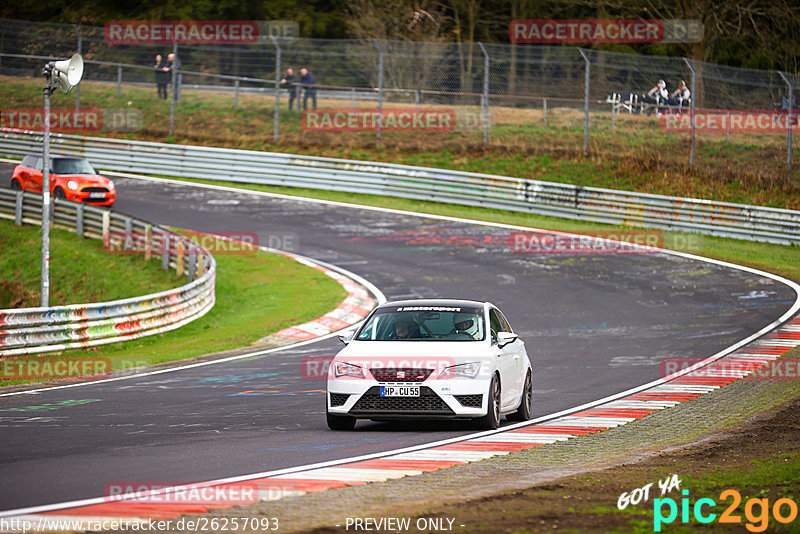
[234,79,240,110]
[76,203,84,237]
[683,58,696,167]
[778,71,794,180]
[176,240,184,277]
[161,233,170,270]
[196,254,204,279]
[187,248,196,280]
[144,224,152,260]
[578,49,590,154]
[124,217,133,250]
[116,67,122,97]
[101,210,110,248]
[270,35,281,143]
[478,42,490,147]
[14,191,23,225]
[374,39,384,146]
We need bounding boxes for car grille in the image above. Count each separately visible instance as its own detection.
[81,187,109,193]
[454,394,483,408]
[329,393,349,407]
[350,386,454,415]
[369,367,433,382]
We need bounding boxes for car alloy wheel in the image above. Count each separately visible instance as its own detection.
[477,374,501,430]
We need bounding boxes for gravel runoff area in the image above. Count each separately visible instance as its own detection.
[148,349,800,534]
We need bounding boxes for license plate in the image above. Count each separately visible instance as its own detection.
[89,192,106,198]
[380,385,420,397]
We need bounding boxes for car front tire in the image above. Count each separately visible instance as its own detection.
[476,374,501,430]
[508,369,533,421]
[53,187,66,200]
[327,411,356,431]
[10,179,21,190]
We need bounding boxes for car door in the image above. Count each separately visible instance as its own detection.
[489,308,520,410]
[497,308,527,397]
[28,156,44,192]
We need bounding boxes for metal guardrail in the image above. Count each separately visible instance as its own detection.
[1,129,799,245]
[0,187,216,356]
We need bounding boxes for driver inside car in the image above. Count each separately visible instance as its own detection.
[390,317,421,340]
[451,312,478,339]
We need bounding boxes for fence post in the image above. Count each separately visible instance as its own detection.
[14,190,23,225]
[234,79,240,110]
[778,71,794,179]
[683,58,696,167]
[374,39,384,146]
[271,35,281,143]
[116,66,122,97]
[415,89,420,113]
[543,97,547,127]
[168,42,178,137]
[351,87,356,112]
[144,224,152,261]
[76,203,83,237]
[161,233,170,270]
[578,49,590,154]
[478,42,490,147]
[176,240,184,277]
[74,25,82,112]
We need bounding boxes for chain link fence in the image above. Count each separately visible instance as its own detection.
[0,18,796,181]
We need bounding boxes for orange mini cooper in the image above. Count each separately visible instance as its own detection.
[11,153,116,206]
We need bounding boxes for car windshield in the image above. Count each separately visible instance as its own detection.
[52,158,96,175]
[355,305,485,341]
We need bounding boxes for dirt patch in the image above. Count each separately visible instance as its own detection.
[0,279,35,308]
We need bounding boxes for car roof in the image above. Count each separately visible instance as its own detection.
[24,153,84,160]
[377,298,488,310]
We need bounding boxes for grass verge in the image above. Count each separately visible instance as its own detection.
[0,220,346,386]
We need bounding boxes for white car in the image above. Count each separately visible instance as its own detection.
[326,299,533,430]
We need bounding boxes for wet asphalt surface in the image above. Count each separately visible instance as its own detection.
[0,162,796,510]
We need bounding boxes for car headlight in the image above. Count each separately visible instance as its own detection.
[333,361,365,379]
[439,362,482,379]
[107,180,115,191]
[67,180,79,191]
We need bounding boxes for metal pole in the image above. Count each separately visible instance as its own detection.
[168,42,178,137]
[578,49,590,154]
[543,97,547,127]
[40,74,53,307]
[611,94,616,133]
[374,39,384,146]
[116,66,122,97]
[234,79,240,109]
[683,58,696,167]
[74,25,81,113]
[415,89,419,113]
[271,36,281,143]
[778,71,793,178]
[351,87,356,112]
[478,42,489,147]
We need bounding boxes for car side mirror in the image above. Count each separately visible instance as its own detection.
[338,329,355,345]
[497,331,518,348]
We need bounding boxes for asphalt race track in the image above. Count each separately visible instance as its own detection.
[0,164,796,511]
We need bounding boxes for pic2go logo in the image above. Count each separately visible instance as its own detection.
[654,489,798,532]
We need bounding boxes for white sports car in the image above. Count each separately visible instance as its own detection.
[326,299,533,430]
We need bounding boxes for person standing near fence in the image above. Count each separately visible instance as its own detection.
[154,54,168,99]
[299,68,317,110]
[166,52,182,100]
[280,68,299,111]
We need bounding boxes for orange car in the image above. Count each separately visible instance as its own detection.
[11,153,116,206]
